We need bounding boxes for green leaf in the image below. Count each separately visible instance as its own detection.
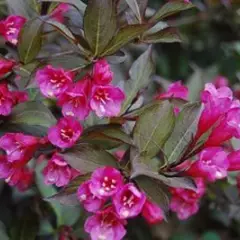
[130,151,196,191]
[5,0,33,18]
[142,27,181,43]
[202,232,221,240]
[101,24,149,56]
[124,98,187,119]
[44,19,86,52]
[0,222,9,240]
[60,143,118,173]
[125,0,141,22]
[11,211,39,240]
[84,0,117,56]
[121,45,154,113]
[38,0,86,13]
[35,162,80,227]
[81,124,133,149]
[135,175,169,214]
[144,21,169,35]
[133,100,175,158]
[46,174,91,206]
[46,54,87,70]
[18,18,43,64]
[150,0,195,22]
[164,102,202,165]
[9,101,57,127]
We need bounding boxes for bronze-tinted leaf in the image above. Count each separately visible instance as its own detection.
[81,124,133,149]
[84,0,117,56]
[135,175,169,214]
[101,24,149,56]
[61,143,118,173]
[164,102,202,165]
[18,18,43,64]
[150,0,195,22]
[133,101,175,158]
[121,45,154,113]
[142,27,181,43]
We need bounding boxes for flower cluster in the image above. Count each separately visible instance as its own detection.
[162,81,240,220]
[77,167,164,240]
[36,59,125,119]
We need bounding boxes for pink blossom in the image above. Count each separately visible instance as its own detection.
[227,150,240,171]
[51,3,69,23]
[90,85,125,117]
[36,65,74,98]
[170,178,206,203]
[142,199,164,224]
[6,167,33,191]
[204,108,240,147]
[77,181,104,213]
[0,58,15,78]
[0,133,39,167]
[0,84,14,116]
[84,207,126,240]
[114,150,125,162]
[170,196,199,220]
[113,183,146,219]
[0,15,26,45]
[156,81,188,100]
[187,147,229,182]
[0,84,28,116]
[57,81,90,120]
[93,59,113,85]
[43,153,77,187]
[12,91,29,104]
[89,167,124,199]
[197,83,233,136]
[48,117,82,149]
[213,76,229,89]
[0,155,13,178]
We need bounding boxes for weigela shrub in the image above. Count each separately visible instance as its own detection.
[0,0,239,240]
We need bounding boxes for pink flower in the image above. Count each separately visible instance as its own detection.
[89,167,124,199]
[170,196,199,220]
[142,199,164,224]
[197,83,233,136]
[12,91,29,104]
[0,58,15,78]
[187,147,229,182]
[228,150,240,171]
[0,84,14,116]
[113,183,146,219]
[156,81,188,100]
[43,153,77,187]
[77,181,104,213]
[213,76,229,89]
[0,133,39,167]
[51,3,69,23]
[93,59,113,85]
[0,15,26,45]
[0,155,13,178]
[204,108,240,147]
[6,167,33,191]
[170,178,206,203]
[114,150,125,162]
[57,81,90,120]
[48,117,82,149]
[84,207,126,240]
[36,65,74,98]
[90,85,125,117]
[0,84,28,116]
[5,166,31,189]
